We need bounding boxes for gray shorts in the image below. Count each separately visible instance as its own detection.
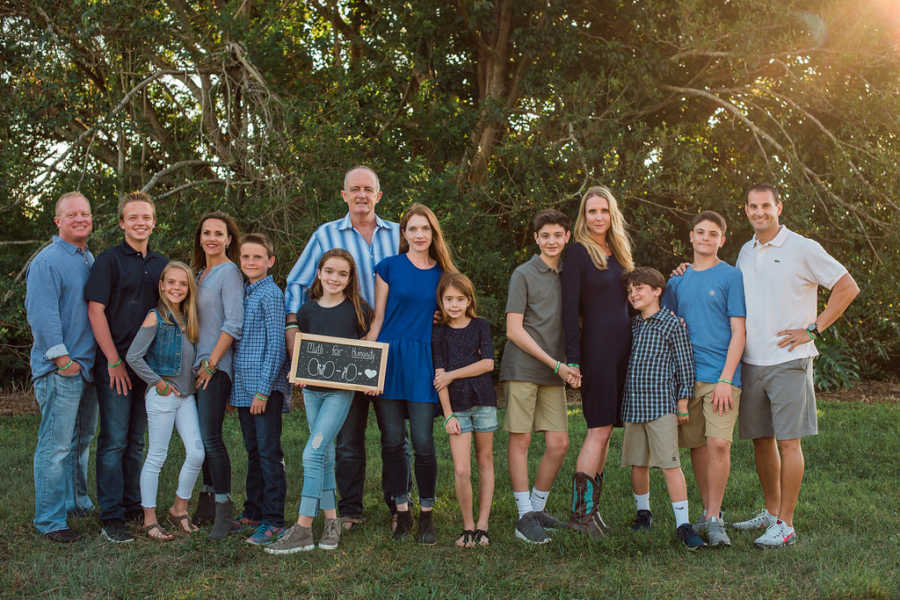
[739,358,818,441]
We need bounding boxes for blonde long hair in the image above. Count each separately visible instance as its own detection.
[157,261,199,343]
[398,203,458,274]
[573,186,634,272]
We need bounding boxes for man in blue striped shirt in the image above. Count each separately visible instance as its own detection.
[284,166,402,530]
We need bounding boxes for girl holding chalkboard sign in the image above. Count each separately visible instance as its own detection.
[365,203,458,545]
[266,249,372,554]
[432,272,497,548]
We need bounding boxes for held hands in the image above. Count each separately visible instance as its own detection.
[108,360,132,395]
[676,399,690,425]
[777,328,814,352]
[444,415,461,435]
[559,364,582,389]
[155,380,180,397]
[195,359,217,390]
[433,369,454,392]
[711,382,734,416]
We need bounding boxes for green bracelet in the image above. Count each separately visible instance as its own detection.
[162,381,170,395]
[553,360,561,374]
[202,359,217,375]
[285,324,299,330]
[443,414,457,427]
[677,411,690,416]
[108,359,122,368]
[806,330,816,341]
[59,359,74,371]
[567,363,579,368]
[254,393,269,402]
[717,378,732,385]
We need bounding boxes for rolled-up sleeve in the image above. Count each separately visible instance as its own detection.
[220,264,244,340]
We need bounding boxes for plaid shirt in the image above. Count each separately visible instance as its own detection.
[231,275,290,407]
[622,308,695,423]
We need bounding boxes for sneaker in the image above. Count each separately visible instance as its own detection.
[530,510,566,530]
[732,508,776,530]
[706,516,731,547]
[695,511,723,534]
[101,519,134,543]
[676,523,707,551]
[232,512,260,531]
[44,528,82,543]
[754,520,797,549]
[264,524,315,555]
[319,518,341,550]
[245,523,284,546]
[632,509,653,531]
[515,513,550,544]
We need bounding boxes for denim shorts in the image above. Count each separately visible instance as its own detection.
[454,405,498,434]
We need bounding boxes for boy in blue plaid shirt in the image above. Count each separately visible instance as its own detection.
[231,233,291,546]
[621,267,705,550]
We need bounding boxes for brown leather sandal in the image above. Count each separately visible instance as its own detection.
[143,522,173,541]
[167,512,198,534]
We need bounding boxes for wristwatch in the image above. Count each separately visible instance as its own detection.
[806,323,821,338]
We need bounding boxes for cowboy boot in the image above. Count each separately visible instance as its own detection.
[568,472,605,539]
[592,471,610,531]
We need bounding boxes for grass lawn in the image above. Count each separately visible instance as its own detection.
[0,399,897,599]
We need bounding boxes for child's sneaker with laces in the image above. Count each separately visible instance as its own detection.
[732,508,776,530]
[754,520,797,549]
[318,518,341,550]
[676,523,707,551]
[245,523,284,546]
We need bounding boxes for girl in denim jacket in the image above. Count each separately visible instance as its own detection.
[126,261,203,540]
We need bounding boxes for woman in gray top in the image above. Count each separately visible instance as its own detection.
[126,261,204,540]
[190,211,244,538]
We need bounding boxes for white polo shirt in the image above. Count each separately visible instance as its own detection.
[736,226,848,366]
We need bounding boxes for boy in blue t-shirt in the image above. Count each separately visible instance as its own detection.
[662,211,746,547]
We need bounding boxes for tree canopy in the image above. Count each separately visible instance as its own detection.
[2,0,898,383]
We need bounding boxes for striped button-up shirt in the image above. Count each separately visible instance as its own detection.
[622,308,695,423]
[285,213,400,313]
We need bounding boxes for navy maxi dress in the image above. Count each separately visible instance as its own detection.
[561,242,631,427]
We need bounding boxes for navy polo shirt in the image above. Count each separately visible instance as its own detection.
[84,240,168,358]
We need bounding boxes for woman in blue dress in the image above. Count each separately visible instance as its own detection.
[562,185,634,537]
[366,203,457,544]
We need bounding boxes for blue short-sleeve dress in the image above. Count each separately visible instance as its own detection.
[375,254,442,403]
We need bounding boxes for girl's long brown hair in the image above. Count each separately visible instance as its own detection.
[573,186,634,272]
[308,249,372,334]
[192,211,241,271]
[435,272,478,325]
[398,203,458,274]
[157,261,199,343]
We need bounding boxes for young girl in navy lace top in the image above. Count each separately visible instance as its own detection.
[432,272,496,547]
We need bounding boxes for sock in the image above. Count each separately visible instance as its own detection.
[634,492,650,512]
[202,485,214,494]
[672,500,690,527]
[514,491,532,519]
[530,488,549,512]
[214,493,230,503]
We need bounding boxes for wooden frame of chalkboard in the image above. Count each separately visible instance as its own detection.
[289,332,389,393]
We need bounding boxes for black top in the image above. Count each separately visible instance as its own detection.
[432,317,496,412]
[298,298,372,392]
[84,240,168,358]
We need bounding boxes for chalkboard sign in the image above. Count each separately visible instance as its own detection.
[289,333,389,393]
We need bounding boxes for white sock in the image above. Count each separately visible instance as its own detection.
[634,492,650,512]
[514,491,533,519]
[530,488,549,512]
[672,500,690,527]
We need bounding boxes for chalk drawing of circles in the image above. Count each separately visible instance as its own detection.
[321,361,335,379]
[307,358,320,377]
[364,369,377,379]
[342,364,358,382]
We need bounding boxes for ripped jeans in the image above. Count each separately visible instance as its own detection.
[299,388,353,517]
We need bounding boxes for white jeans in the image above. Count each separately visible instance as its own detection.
[140,387,205,508]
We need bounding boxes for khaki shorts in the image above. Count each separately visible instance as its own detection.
[679,381,742,448]
[621,414,680,469]
[503,381,568,433]
[739,359,817,441]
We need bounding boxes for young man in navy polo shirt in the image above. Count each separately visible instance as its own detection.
[85,191,168,542]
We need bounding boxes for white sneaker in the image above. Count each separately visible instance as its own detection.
[754,521,797,549]
[732,508,777,530]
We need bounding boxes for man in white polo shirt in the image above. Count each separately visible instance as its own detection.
[732,184,859,548]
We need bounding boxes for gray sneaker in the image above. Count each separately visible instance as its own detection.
[706,516,731,547]
[529,510,566,530]
[264,524,314,555]
[694,511,723,534]
[318,518,341,550]
[733,509,777,530]
[515,514,550,544]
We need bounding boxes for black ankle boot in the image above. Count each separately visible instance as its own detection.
[416,510,436,545]
[392,510,412,541]
[192,491,214,526]
[209,499,233,541]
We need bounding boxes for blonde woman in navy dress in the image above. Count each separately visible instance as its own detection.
[562,186,635,537]
[365,203,457,544]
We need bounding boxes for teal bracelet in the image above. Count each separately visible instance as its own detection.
[717,378,732,385]
[285,324,299,330]
[806,330,816,341]
[567,363,579,368]
[553,360,561,374]
[254,393,269,402]
[443,414,457,427]
[108,358,122,368]
[59,359,74,371]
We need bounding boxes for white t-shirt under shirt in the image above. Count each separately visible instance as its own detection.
[737,226,848,366]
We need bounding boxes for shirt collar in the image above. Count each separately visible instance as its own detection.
[52,235,88,255]
[119,239,155,257]
[246,274,273,294]
[338,212,390,231]
[753,225,790,248]
[531,254,561,273]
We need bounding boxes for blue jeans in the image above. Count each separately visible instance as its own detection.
[375,399,437,508]
[95,362,147,522]
[300,389,353,517]
[32,372,98,533]
[237,392,286,527]
[197,371,232,495]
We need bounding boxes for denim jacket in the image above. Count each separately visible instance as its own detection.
[145,309,183,376]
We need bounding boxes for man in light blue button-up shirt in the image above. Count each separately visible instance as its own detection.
[284,166,402,527]
[25,192,98,542]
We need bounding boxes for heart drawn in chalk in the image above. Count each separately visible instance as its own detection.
[364,369,377,379]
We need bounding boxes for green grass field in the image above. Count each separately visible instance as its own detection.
[1,400,897,599]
